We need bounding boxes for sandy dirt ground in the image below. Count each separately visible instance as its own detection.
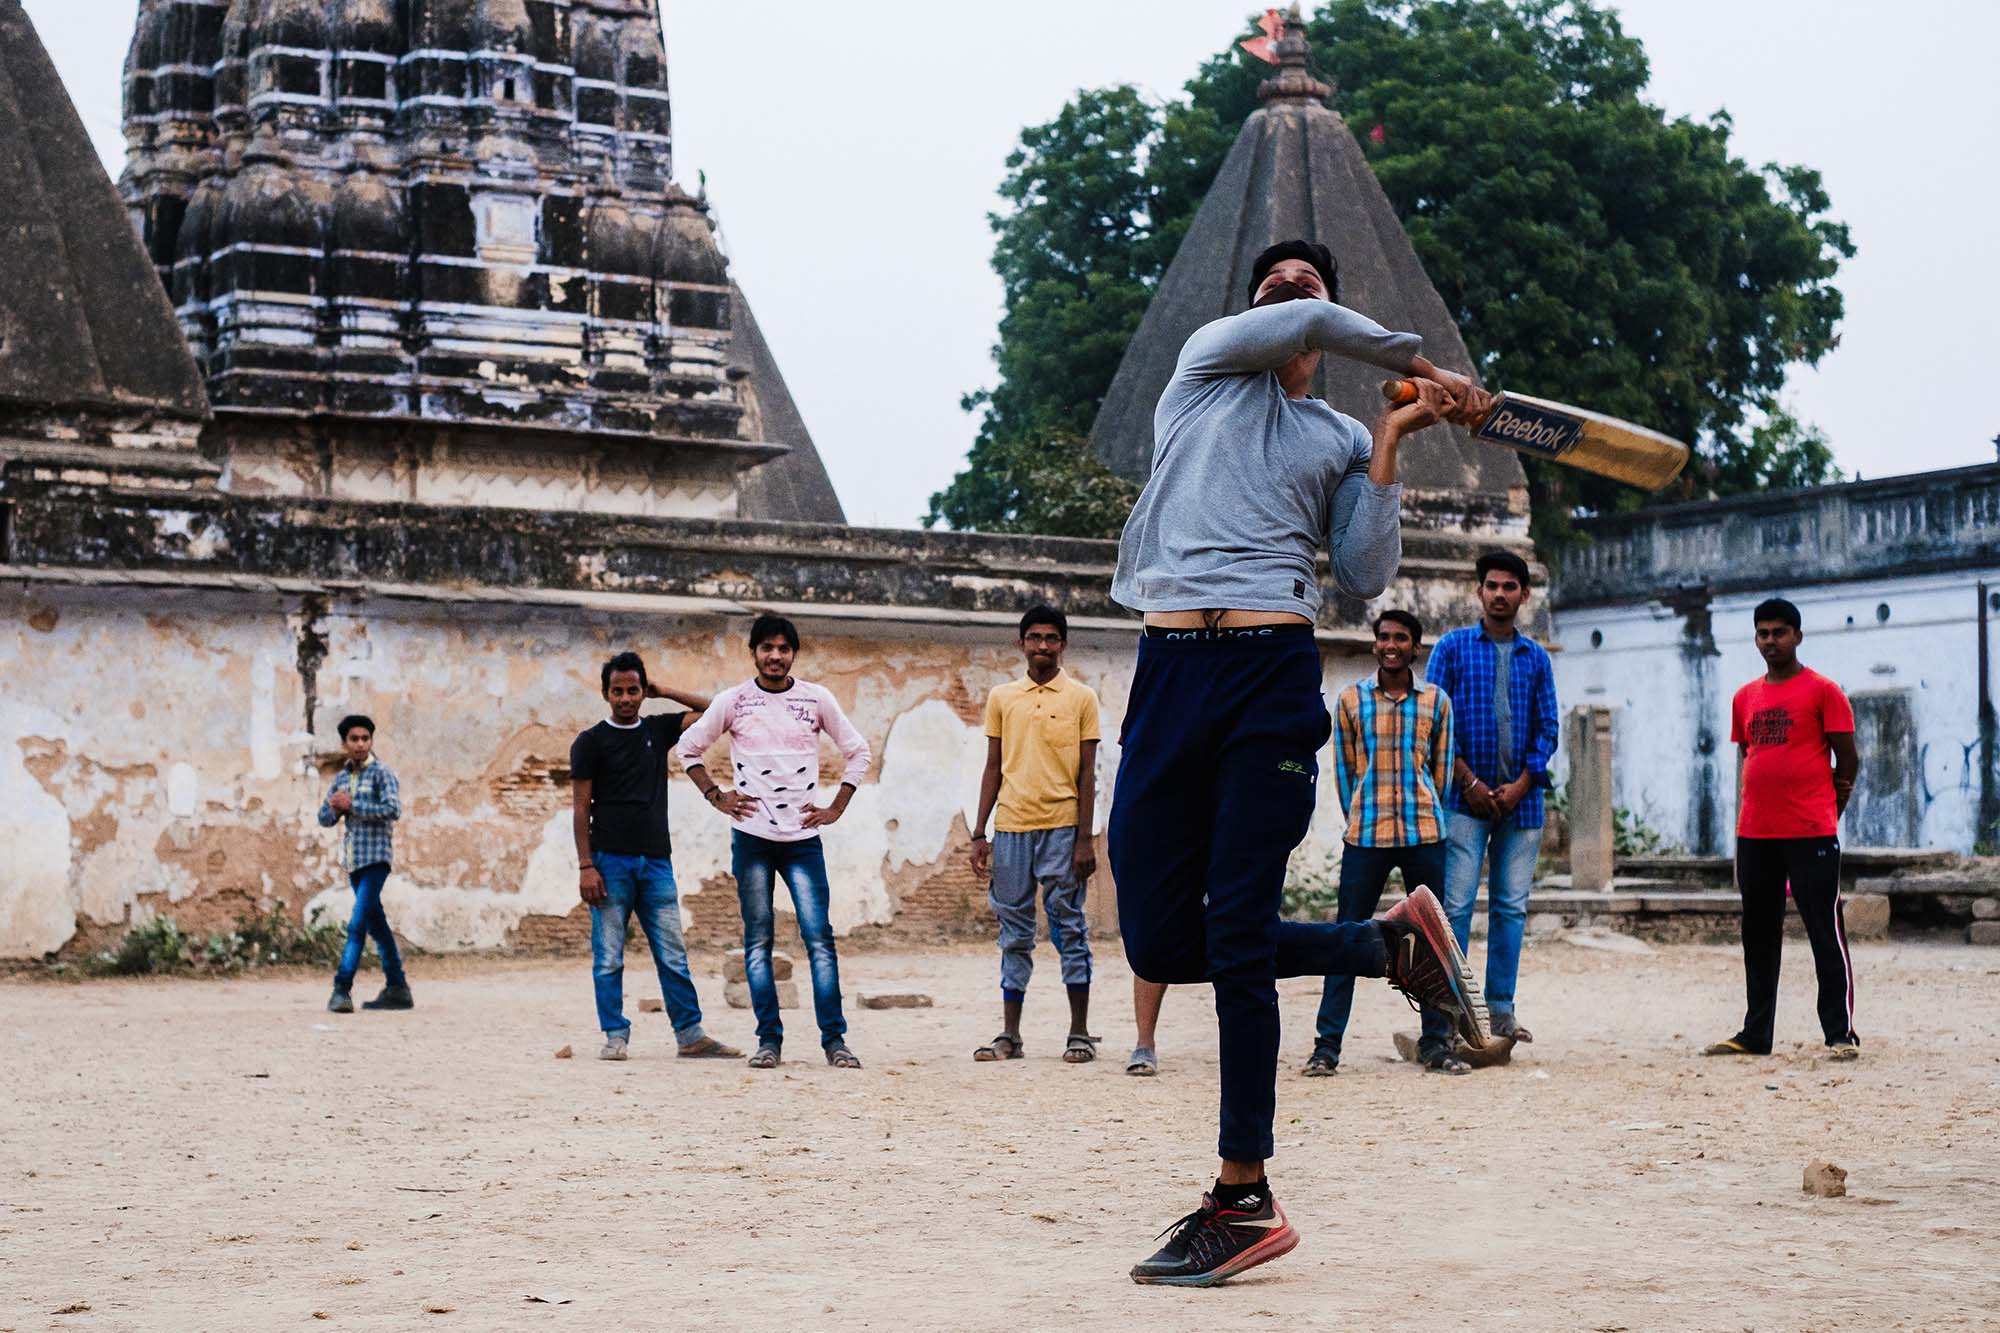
[3,935,1999,1332]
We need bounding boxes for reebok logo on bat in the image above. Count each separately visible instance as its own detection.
[1478,403,1581,459]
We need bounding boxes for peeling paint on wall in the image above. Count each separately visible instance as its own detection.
[1,586,1385,959]
[0,735,74,956]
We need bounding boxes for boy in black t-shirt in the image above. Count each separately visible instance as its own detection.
[570,651,740,1060]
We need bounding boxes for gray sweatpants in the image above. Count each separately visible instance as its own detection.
[990,827,1093,1000]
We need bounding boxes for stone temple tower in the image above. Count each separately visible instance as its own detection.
[118,0,842,521]
[1090,11,1525,530]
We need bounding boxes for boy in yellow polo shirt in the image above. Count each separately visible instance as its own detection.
[970,606,1103,1063]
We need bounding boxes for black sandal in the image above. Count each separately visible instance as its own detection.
[746,1045,780,1069]
[1062,1034,1100,1064]
[973,1033,1024,1062]
[825,1043,862,1069]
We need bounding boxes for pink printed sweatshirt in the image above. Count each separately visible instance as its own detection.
[676,679,871,843]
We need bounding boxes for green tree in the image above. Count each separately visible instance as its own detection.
[927,89,1156,535]
[927,0,1851,543]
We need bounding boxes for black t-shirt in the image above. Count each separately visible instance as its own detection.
[569,712,689,857]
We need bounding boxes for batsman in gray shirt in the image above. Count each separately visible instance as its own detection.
[1110,240,1496,1288]
[1114,257,1477,615]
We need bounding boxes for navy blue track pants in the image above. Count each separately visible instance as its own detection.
[1109,626,1387,1163]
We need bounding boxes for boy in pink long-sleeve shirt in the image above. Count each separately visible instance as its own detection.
[679,614,871,1069]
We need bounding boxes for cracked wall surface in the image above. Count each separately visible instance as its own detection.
[2,583,1368,960]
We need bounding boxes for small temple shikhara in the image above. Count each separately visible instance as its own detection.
[117,0,843,522]
[1092,7,1526,530]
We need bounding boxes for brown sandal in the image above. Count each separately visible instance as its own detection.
[973,1033,1023,1062]
[676,1036,743,1059]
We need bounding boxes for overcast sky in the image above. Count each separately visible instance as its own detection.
[28,1,2000,527]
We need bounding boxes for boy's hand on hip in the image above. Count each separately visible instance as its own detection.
[800,802,843,829]
[714,790,758,819]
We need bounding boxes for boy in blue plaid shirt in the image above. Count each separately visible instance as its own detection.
[319,714,411,1013]
[1424,552,1558,1046]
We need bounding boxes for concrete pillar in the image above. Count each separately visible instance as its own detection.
[1568,705,1615,892]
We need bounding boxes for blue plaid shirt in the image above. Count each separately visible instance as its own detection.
[1426,625,1559,829]
[318,757,401,870]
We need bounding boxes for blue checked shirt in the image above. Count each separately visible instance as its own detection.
[318,757,401,870]
[1426,625,1559,829]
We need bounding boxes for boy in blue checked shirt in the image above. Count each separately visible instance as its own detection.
[319,714,411,1014]
[1304,611,1465,1076]
[1425,551,1559,1046]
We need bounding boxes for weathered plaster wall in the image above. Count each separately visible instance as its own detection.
[1551,570,1998,854]
[2,584,1370,960]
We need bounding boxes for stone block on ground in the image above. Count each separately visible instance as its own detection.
[723,949,793,982]
[1803,1160,1847,1198]
[1968,921,2000,946]
[858,993,933,1010]
[724,979,798,1009]
[1972,897,1999,921]
[1844,893,1890,940]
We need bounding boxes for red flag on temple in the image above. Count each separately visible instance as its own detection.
[1240,9,1283,64]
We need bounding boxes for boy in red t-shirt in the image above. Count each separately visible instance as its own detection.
[1704,598,1861,1060]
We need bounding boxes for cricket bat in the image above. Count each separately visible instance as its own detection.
[1381,380,1690,492]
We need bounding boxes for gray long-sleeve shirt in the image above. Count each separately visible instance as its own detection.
[1111,299,1422,616]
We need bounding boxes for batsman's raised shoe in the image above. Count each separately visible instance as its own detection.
[1381,885,1492,1049]
[1130,1193,1299,1287]
[326,989,354,1015]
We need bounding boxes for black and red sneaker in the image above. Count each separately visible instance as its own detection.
[1381,885,1492,1050]
[1129,1191,1299,1287]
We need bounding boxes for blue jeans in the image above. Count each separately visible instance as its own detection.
[1313,842,1449,1063]
[732,831,848,1050]
[1434,812,1541,1034]
[335,862,405,991]
[590,853,707,1045]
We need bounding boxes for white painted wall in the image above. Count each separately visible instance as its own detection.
[1553,569,1999,853]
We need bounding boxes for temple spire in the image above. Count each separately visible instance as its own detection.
[1088,0,1524,505]
[1259,4,1332,104]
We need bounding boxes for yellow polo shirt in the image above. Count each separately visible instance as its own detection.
[984,669,1102,832]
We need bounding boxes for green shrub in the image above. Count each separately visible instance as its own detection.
[96,916,190,975]
[90,901,348,976]
[1282,853,1342,921]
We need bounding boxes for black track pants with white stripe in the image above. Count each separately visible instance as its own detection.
[1734,835,1856,1049]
